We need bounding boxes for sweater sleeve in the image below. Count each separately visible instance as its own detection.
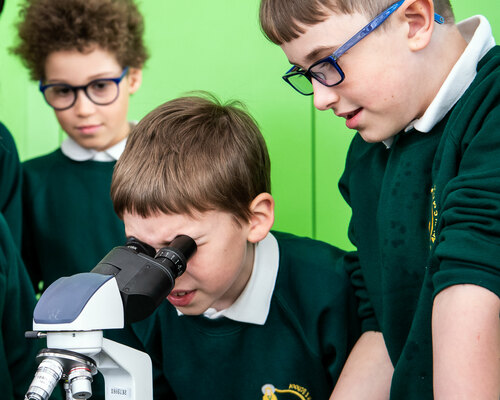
[338,140,380,333]
[340,251,380,333]
[0,215,39,398]
[0,123,22,248]
[433,57,500,299]
[20,159,44,291]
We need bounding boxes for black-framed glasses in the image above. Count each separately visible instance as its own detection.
[283,0,444,95]
[39,67,129,111]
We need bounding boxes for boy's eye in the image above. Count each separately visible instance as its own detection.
[89,80,113,93]
[50,85,72,97]
[311,66,328,81]
[310,61,338,83]
[90,80,114,90]
[312,71,327,81]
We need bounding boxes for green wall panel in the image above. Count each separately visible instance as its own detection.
[0,0,314,238]
[0,0,498,248]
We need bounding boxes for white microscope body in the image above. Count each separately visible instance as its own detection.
[25,235,196,400]
[26,273,152,400]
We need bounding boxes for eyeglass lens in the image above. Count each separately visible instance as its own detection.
[286,73,314,95]
[310,61,342,85]
[44,79,120,110]
[285,59,343,95]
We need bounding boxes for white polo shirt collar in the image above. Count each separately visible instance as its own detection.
[60,121,135,161]
[406,15,495,133]
[382,16,495,149]
[61,136,127,161]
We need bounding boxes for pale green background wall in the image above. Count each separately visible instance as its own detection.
[0,0,498,250]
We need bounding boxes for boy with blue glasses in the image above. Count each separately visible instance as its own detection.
[260,0,499,399]
[11,0,148,397]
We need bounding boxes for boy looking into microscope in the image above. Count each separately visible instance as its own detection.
[259,0,499,398]
[110,94,361,399]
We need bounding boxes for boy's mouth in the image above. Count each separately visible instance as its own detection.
[77,124,102,135]
[167,289,196,308]
[337,108,363,130]
[346,109,362,119]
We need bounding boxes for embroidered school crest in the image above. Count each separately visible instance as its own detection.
[261,383,312,400]
[429,185,438,245]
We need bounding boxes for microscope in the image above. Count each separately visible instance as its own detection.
[24,235,196,400]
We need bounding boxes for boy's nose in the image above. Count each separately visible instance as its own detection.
[312,79,340,111]
[73,89,96,116]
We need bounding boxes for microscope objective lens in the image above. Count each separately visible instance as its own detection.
[25,358,64,400]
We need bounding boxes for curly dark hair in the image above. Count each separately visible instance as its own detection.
[11,0,148,80]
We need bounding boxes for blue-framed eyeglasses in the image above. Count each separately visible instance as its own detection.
[39,67,129,111]
[283,0,444,95]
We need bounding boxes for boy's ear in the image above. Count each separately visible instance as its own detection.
[127,68,143,94]
[401,0,435,51]
[247,193,275,244]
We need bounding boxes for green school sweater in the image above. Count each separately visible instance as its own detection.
[22,149,126,287]
[0,213,39,399]
[22,148,144,399]
[339,46,500,399]
[0,122,22,248]
[132,231,361,400]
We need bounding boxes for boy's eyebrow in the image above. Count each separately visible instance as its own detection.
[45,70,122,84]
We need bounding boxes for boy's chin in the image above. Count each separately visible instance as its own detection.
[358,128,396,144]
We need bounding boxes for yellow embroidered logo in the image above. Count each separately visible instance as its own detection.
[429,185,438,245]
[261,383,312,400]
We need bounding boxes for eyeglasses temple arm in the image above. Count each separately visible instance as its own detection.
[333,0,444,60]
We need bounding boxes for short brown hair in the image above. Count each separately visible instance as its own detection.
[11,0,148,80]
[111,93,271,223]
[259,0,454,45]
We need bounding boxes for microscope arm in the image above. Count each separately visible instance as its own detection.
[96,338,153,399]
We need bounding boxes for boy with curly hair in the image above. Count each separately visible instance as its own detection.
[259,0,499,399]
[111,94,361,399]
[12,0,147,290]
[11,0,148,397]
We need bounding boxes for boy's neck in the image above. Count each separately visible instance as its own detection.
[418,24,468,118]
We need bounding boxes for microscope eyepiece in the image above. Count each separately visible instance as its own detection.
[154,235,197,279]
[125,236,156,257]
[164,235,197,260]
[92,235,197,322]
